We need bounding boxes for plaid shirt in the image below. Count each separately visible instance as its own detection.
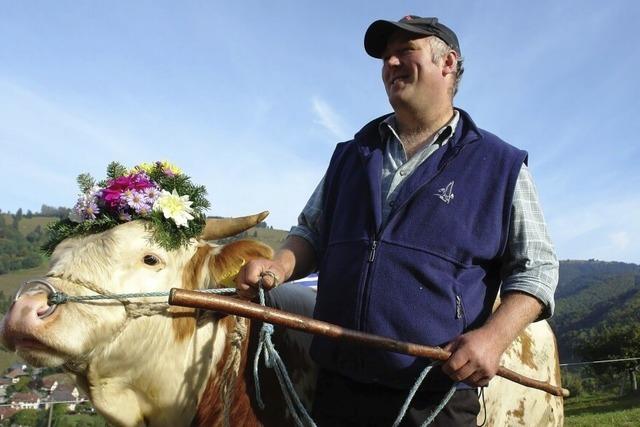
[290,110,558,318]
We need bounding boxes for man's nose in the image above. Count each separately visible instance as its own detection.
[384,55,401,67]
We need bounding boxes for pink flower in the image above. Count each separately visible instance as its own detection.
[101,172,157,210]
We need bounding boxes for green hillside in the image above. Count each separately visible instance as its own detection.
[556,259,640,298]
[550,260,640,364]
[0,214,56,237]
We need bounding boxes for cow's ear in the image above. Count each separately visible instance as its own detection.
[211,239,273,288]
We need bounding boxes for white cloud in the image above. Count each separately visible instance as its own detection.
[608,231,630,251]
[548,197,640,263]
[311,96,350,141]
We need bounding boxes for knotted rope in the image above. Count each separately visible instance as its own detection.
[253,285,316,427]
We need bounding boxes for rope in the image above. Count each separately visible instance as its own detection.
[253,285,316,427]
[392,363,457,427]
[48,287,236,305]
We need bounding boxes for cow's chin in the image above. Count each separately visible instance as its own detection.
[15,342,69,368]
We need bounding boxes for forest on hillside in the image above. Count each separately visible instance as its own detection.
[550,260,640,365]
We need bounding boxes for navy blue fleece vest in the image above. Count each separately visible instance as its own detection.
[310,109,528,389]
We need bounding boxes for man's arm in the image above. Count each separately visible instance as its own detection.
[442,164,559,386]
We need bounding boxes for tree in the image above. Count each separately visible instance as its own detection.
[12,208,23,229]
[10,408,42,426]
[577,324,640,374]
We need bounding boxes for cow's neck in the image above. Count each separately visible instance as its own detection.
[76,313,253,426]
[193,316,261,426]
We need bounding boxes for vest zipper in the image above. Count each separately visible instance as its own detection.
[368,240,378,262]
[455,295,464,319]
[357,238,378,330]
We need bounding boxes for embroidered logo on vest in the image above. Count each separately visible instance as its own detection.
[435,181,455,204]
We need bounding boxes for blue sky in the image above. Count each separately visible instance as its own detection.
[1,1,638,263]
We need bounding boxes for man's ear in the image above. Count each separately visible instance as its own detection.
[442,51,459,77]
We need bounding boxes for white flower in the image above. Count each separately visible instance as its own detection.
[153,189,195,227]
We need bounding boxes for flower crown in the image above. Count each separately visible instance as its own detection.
[43,161,210,255]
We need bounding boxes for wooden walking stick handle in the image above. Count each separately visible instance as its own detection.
[169,288,569,397]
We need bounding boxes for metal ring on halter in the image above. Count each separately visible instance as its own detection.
[14,279,58,318]
[260,270,280,289]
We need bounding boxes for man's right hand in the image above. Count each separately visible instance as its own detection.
[235,259,287,300]
[234,235,317,300]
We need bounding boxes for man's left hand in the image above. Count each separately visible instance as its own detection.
[441,326,503,387]
[440,291,545,387]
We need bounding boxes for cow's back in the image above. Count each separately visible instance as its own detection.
[480,320,564,426]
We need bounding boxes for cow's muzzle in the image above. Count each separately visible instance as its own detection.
[14,279,58,318]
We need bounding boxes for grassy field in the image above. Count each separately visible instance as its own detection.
[0,214,55,236]
[0,264,50,295]
[564,393,640,426]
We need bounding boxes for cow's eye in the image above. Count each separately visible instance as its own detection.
[143,255,160,266]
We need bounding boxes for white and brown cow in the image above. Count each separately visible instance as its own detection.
[1,213,317,426]
[1,212,563,426]
[481,316,564,426]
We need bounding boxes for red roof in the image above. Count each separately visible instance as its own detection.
[11,391,40,403]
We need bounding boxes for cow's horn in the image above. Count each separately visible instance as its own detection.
[201,211,270,240]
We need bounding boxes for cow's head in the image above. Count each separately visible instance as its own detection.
[0,212,271,371]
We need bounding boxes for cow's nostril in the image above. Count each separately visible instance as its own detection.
[14,279,58,318]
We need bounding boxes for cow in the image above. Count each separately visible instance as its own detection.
[1,213,564,426]
[1,213,317,426]
[480,314,564,426]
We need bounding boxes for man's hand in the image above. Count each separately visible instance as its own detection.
[441,292,544,387]
[234,235,316,300]
[441,327,503,387]
[235,259,286,300]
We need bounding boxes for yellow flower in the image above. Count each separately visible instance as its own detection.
[132,161,183,176]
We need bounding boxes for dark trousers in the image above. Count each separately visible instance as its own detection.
[312,369,479,427]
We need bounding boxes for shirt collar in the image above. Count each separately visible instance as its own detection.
[378,109,460,147]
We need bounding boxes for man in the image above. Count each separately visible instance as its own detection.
[236,15,558,426]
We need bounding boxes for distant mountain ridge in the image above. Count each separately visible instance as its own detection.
[550,259,640,363]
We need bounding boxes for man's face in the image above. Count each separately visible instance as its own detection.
[381,32,446,110]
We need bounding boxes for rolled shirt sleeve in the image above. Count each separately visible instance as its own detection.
[500,164,559,319]
[288,176,325,259]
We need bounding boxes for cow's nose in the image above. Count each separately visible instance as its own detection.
[13,279,58,318]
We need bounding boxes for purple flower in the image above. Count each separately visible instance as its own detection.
[144,186,161,202]
[125,190,154,216]
[101,172,158,212]
[71,189,101,222]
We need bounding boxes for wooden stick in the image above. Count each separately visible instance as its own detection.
[169,288,570,397]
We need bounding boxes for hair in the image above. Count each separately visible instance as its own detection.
[428,36,465,97]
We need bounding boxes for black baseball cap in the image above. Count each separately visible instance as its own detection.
[364,15,461,58]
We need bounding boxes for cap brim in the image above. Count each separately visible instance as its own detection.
[364,20,435,58]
